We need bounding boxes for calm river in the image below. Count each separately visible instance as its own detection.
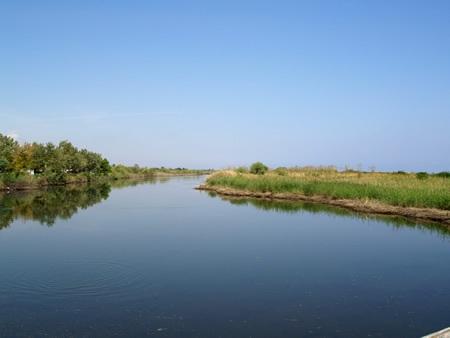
[0,176,448,337]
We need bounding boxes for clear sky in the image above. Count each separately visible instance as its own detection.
[1,0,449,172]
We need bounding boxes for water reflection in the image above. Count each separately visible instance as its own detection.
[0,178,181,230]
[0,183,111,229]
[208,193,450,238]
[109,177,171,189]
[0,176,448,337]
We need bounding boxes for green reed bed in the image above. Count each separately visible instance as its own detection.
[206,173,450,210]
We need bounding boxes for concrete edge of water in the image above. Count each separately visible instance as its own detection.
[423,327,450,338]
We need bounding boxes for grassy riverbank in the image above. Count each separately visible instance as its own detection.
[204,169,450,210]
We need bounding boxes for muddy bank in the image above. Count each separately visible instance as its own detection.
[195,184,450,227]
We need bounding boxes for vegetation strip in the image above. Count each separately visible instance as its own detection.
[0,133,211,191]
[196,168,450,226]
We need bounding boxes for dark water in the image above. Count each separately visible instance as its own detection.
[0,176,448,337]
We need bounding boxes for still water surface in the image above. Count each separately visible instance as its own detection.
[0,176,448,337]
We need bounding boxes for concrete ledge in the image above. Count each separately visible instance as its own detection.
[423,327,450,338]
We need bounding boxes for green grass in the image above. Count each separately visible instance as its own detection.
[206,170,450,210]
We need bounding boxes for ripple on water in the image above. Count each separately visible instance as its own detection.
[9,260,147,300]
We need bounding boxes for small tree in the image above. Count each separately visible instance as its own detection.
[99,158,112,175]
[250,162,268,175]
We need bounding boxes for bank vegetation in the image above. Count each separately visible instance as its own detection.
[196,164,450,225]
[0,133,211,190]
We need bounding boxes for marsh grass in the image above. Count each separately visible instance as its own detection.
[206,170,450,210]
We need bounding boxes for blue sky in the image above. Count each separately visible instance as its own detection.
[1,0,449,171]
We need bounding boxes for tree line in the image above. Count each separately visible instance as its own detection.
[0,133,111,176]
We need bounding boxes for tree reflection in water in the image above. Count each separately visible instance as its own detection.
[0,183,111,230]
[0,178,172,231]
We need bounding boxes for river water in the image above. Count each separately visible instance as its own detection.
[0,176,448,337]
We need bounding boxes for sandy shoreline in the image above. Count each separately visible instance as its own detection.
[195,184,450,227]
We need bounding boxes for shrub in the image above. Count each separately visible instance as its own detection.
[82,172,92,181]
[434,171,450,178]
[395,170,407,175]
[34,175,47,185]
[275,167,288,176]
[416,172,429,180]
[44,169,67,184]
[2,172,18,183]
[236,166,249,174]
[250,162,268,175]
[15,173,35,185]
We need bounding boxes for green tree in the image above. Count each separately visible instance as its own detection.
[0,134,19,170]
[44,142,65,173]
[30,142,47,173]
[0,157,9,173]
[10,142,34,172]
[250,162,269,175]
[80,149,102,173]
[99,158,112,175]
[58,140,87,173]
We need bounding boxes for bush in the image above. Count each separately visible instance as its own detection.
[395,170,407,175]
[15,173,35,185]
[34,174,47,185]
[2,172,18,183]
[250,162,268,175]
[416,172,429,180]
[44,169,67,184]
[275,167,288,176]
[236,166,249,174]
[82,172,91,181]
[434,171,450,178]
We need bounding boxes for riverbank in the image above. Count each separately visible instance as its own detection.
[0,170,212,192]
[196,170,450,226]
